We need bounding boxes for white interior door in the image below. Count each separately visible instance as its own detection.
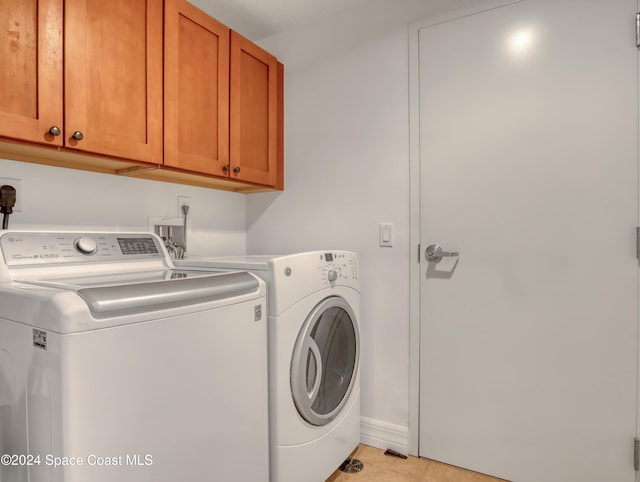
[417,1,639,481]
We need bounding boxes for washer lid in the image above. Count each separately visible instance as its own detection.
[21,270,260,319]
[24,268,215,289]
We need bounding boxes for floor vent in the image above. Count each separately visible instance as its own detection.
[339,458,364,473]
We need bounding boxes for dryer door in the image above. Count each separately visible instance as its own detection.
[291,296,359,426]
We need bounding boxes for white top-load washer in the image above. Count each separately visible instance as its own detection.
[177,251,360,482]
[0,231,269,482]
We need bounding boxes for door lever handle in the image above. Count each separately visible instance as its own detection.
[425,244,459,262]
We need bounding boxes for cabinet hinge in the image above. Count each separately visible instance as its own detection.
[634,437,639,471]
[636,13,640,48]
[417,243,421,263]
[636,227,640,259]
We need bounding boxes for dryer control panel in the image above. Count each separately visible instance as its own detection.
[268,250,359,317]
[320,252,358,284]
[0,232,165,266]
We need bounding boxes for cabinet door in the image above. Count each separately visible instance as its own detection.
[0,0,63,146]
[64,0,163,164]
[230,31,280,187]
[164,0,230,175]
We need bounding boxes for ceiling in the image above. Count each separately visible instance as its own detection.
[188,0,488,41]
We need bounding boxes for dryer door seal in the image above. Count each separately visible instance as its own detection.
[291,296,359,426]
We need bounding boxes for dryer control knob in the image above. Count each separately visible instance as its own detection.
[328,270,338,282]
[74,237,98,255]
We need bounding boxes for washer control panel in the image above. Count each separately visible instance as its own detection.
[0,232,164,266]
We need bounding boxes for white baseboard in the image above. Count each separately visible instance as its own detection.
[360,417,409,455]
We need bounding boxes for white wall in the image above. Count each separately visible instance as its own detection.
[247,7,441,450]
[0,158,246,255]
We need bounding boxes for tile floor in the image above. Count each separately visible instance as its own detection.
[326,445,509,482]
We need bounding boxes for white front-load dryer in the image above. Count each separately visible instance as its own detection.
[178,251,361,482]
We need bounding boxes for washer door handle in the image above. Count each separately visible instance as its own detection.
[306,338,323,404]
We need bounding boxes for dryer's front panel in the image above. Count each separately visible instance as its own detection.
[291,296,359,426]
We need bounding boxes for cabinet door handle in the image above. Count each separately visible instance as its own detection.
[233,167,241,174]
[72,131,84,141]
[222,165,230,172]
[49,126,61,136]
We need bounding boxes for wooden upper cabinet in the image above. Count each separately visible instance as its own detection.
[64,0,163,164]
[0,0,282,191]
[163,5,282,188]
[230,31,281,188]
[0,0,63,146]
[164,0,230,175]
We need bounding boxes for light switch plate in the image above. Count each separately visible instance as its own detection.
[379,223,393,247]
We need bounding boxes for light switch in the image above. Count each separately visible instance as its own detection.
[379,223,393,247]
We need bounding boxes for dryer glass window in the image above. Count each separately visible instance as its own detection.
[291,297,359,426]
[309,306,356,415]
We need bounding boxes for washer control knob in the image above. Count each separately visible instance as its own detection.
[327,270,338,282]
[74,237,98,255]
